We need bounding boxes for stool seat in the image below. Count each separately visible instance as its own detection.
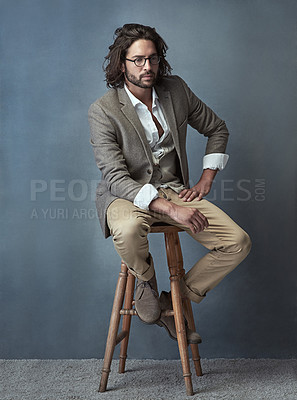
[98,222,202,396]
[150,222,184,233]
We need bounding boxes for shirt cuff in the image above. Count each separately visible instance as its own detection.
[133,183,159,210]
[203,153,229,171]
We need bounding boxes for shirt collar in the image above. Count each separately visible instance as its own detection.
[124,84,158,108]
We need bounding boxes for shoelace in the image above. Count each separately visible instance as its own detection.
[136,280,158,297]
[136,281,150,288]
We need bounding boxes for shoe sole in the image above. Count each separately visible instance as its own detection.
[156,320,202,344]
[156,320,178,341]
[137,310,162,325]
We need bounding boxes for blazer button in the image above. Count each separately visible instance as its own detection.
[147,169,152,174]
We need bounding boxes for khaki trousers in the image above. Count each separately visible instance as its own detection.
[107,188,251,303]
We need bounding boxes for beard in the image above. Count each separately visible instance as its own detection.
[124,70,157,88]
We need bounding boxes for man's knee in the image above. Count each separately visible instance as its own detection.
[238,231,252,257]
[228,230,252,261]
[214,230,251,277]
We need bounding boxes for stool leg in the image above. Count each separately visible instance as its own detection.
[172,229,203,377]
[183,298,203,376]
[165,232,194,396]
[99,261,128,392]
[119,270,135,373]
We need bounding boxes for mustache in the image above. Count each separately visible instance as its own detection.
[140,72,155,78]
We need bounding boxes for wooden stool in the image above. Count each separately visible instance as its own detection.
[98,224,203,396]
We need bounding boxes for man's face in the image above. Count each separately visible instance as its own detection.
[122,39,159,89]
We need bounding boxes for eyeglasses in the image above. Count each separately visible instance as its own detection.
[125,55,161,67]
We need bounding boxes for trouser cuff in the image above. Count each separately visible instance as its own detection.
[179,277,206,304]
[127,254,155,282]
[132,266,155,281]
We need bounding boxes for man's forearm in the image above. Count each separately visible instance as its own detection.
[200,168,218,182]
[149,197,175,217]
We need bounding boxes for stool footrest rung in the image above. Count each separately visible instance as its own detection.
[115,330,128,345]
[120,309,137,315]
[120,309,175,317]
[161,310,175,317]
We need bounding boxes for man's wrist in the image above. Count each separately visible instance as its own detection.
[149,197,176,216]
[201,168,218,182]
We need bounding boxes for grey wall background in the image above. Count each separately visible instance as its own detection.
[1,0,296,360]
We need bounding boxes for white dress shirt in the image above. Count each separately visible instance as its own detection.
[124,84,229,210]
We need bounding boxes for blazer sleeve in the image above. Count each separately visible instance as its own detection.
[88,101,143,201]
[177,76,229,155]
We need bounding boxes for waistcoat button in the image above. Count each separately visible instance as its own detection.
[147,169,152,174]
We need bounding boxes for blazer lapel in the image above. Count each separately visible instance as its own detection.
[118,88,154,166]
[155,84,181,157]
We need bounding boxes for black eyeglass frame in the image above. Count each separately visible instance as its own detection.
[125,55,161,67]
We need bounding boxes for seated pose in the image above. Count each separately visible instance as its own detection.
[88,23,251,344]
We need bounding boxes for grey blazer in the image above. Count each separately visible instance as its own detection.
[88,75,229,238]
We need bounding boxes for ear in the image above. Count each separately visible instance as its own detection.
[121,62,125,73]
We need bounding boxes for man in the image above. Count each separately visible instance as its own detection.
[88,24,251,344]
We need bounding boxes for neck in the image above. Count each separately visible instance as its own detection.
[125,82,153,108]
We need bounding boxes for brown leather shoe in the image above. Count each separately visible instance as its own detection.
[157,291,202,344]
[134,273,161,324]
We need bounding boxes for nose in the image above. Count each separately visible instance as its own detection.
[143,58,152,69]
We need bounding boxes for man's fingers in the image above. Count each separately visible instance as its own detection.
[186,192,197,202]
[179,189,188,198]
[193,211,209,230]
[183,190,199,202]
[180,188,206,202]
[197,192,204,201]
[180,185,211,203]
[191,224,197,234]
[182,191,193,201]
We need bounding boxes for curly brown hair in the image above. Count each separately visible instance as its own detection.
[104,23,172,88]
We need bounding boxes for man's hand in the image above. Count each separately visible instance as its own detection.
[179,168,218,202]
[149,198,209,234]
[168,203,209,234]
